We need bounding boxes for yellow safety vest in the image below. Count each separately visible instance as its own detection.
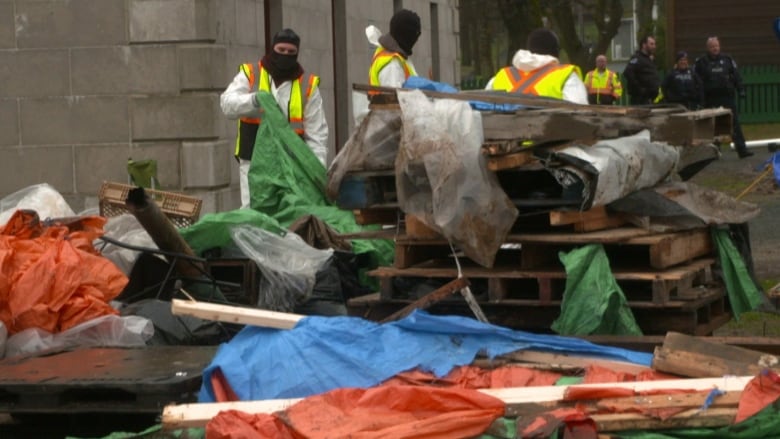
[235,62,318,159]
[491,64,581,99]
[584,69,623,103]
[368,47,417,87]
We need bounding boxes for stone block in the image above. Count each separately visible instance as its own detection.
[15,0,126,48]
[234,0,259,46]
[0,2,14,49]
[0,146,74,195]
[129,0,216,43]
[71,46,179,95]
[129,141,182,189]
[131,95,223,141]
[20,97,129,145]
[0,99,18,146]
[178,45,228,91]
[187,188,218,214]
[74,144,132,194]
[181,140,230,188]
[0,50,70,97]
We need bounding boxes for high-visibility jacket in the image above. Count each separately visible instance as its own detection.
[491,64,581,99]
[235,62,319,160]
[368,47,417,87]
[584,68,623,104]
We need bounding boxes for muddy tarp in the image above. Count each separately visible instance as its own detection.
[712,228,769,319]
[395,89,518,267]
[609,182,761,232]
[549,130,680,210]
[551,244,643,336]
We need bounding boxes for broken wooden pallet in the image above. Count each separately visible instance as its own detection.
[394,226,713,271]
[373,257,716,305]
[348,288,731,336]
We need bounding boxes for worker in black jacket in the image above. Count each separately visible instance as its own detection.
[694,36,753,158]
[662,51,703,110]
[623,35,660,105]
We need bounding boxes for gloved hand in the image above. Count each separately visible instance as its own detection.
[253,92,262,108]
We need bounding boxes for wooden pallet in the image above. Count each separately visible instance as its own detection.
[394,227,713,271]
[372,257,715,305]
[347,289,731,336]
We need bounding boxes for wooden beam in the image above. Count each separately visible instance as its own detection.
[380,277,470,323]
[171,299,303,329]
[593,407,737,431]
[497,350,653,375]
[549,206,609,226]
[651,331,780,378]
[163,375,753,429]
[486,150,537,171]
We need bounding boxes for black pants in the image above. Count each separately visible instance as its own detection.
[705,95,748,154]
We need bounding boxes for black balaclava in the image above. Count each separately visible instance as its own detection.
[390,9,421,56]
[263,28,303,84]
[527,28,560,58]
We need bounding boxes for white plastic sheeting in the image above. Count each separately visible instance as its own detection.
[0,183,75,227]
[550,130,680,209]
[396,89,518,268]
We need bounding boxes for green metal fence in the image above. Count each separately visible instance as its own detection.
[460,65,780,124]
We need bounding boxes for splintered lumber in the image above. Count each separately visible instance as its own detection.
[495,350,653,375]
[162,375,753,429]
[652,331,780,378]
[592,407,737,431]
[549,206,628,232]
[486,150,537,171]
[380,277,470,323]
[171,299,303,329]
[405,214,441,239]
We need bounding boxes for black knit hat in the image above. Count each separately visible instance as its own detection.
[390,9,421,55]
[527,28,560,57]
[675,51,688,62]
[273,28,300,49]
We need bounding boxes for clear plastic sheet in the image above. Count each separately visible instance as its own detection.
[326,108,402,200]
[3,315,153,359]
[98,213,160,275]
[230,225,333,311]
[395,89,518,268]
[0,183,75,226]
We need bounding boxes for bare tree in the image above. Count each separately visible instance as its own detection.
[496,0,544,65]
[546,0,623,71]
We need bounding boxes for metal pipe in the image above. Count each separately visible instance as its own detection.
[729,138,780,151]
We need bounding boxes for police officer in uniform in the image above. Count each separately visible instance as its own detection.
[662,51,703,110]
[623,35,660,105]
[694,36,753,158]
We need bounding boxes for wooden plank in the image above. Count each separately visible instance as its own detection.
[549,206,609,226]
[353,208,399,225]
[163,375,753,429]
[394,227,657,245]
[405,214,441,239]
[593,407,736,431]
[573,214,628,233]
[380,277,470,323]
[594,390,741,412]
[486,150,537,171]
[170,299,303,329]
[651,331,780,378]
[498,350,653,375]
[642,229,713,269]
[581,335,780,356]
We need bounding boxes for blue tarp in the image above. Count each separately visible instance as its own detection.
[403,76,527,113]
[198,310,653,402]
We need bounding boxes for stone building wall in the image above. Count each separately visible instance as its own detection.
[0,0,459,214]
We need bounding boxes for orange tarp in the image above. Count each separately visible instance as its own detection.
[0,210,127,334]
[206,385,506,439]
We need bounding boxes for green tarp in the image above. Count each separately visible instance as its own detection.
[180,91,393,282]
[712,228,765,320]
[551,244,643,336]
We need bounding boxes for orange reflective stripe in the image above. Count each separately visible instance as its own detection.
[517,64,557,94]
[240,62,260,124]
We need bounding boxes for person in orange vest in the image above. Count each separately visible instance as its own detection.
[485,28,588,104]
[583,55,623,105]
[368,9,421,88]
[221,29,328,208]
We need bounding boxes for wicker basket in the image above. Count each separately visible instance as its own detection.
[98,181,202,228]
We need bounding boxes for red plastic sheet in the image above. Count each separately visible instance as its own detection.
[736,370,780,423]
[0,210,127,334]
[206,385,505,439]
[384,365,562,389]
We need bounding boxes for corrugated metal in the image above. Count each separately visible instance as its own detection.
[670,0,780,65]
